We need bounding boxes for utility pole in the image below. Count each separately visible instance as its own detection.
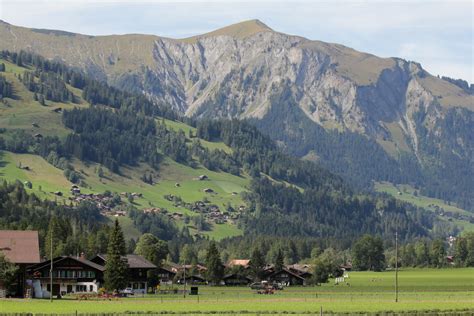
[183,260,186,298]
[395,230,399,303]
[50,228,53,303]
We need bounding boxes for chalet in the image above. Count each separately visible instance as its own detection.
[169,263,208,285]
[222,273,252,286]
[265,268,306,286]
[169,263,207,274]
[176,274,206,285]
[0,230,41,297]
[90,254,156,294]
[287,264,313,280]
[28,255,105,298]
[198,175,208,181]
[156,266,176,284]
[227,259,250,269]
[203,188,214,193]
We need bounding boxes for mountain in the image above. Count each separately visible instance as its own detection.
[0,19,472,210]
[3,50,463,246]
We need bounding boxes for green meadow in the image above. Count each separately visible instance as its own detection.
[1,269,473,314]
[0,57,248,240]
[375,182,474,232]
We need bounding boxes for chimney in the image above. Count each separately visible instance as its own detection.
[79,252,86,260]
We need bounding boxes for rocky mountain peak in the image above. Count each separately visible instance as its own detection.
[182,19,273,42]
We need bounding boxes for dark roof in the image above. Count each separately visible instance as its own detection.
[223,273,252,280]
[268,268,305,280]
[158,266,176,274]
[30,256,106,272]
[95,254,157,269]
[0,230,40,264]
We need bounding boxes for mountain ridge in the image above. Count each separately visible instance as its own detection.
[0,19,472,210]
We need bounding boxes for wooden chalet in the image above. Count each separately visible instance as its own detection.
[226,259,250,269]
[176,274,206,284]
[156,266,176,284]
[287,264,313,280]
[222,273,252,286]
[90,254,156,294]
[28,256,105,298]
[265,268,306,286]
[0,230,41,297]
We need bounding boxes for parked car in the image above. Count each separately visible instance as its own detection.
[120,288,134,295]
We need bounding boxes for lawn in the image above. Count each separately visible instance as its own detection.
[1,269,473,314]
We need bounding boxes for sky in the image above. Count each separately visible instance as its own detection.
[0,0,473,82]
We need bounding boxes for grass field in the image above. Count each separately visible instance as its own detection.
[0,269,473,314]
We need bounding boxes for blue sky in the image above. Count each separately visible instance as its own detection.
[1,0,472,82]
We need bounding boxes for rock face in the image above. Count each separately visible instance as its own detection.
[1,19,473,207]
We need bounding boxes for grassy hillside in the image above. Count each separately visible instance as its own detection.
[0,59,88,137]
[0,58,247,240]
[375,181,474,231]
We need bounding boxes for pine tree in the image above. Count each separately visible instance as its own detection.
[0,63,5,72]
[249,247,265,281]
[204,241,223,285]
[45,217,67,259]
[275,248,285,271]
[104,219,128,292]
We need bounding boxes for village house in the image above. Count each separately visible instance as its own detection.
[28,255,105,298]
[169,263,208,285]
[90,254,156,294]
[0,230,41,297]
[227,259,251,269]
[222,273,252,286]
[287,264,313,280]
[155,266,176,284]
[265,268,306,286]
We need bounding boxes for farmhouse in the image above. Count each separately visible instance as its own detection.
[227,259,251,269]
[28,255,105,298]
[287,264,313,279]
[265,268,306,286]
[176,274,206,284]
[222,273,252,286]
[0,230,41,297]
[90,254,156,294]
[156,266,176,284]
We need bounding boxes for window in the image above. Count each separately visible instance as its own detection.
[89,285,93,292]
[76,285,87,292]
